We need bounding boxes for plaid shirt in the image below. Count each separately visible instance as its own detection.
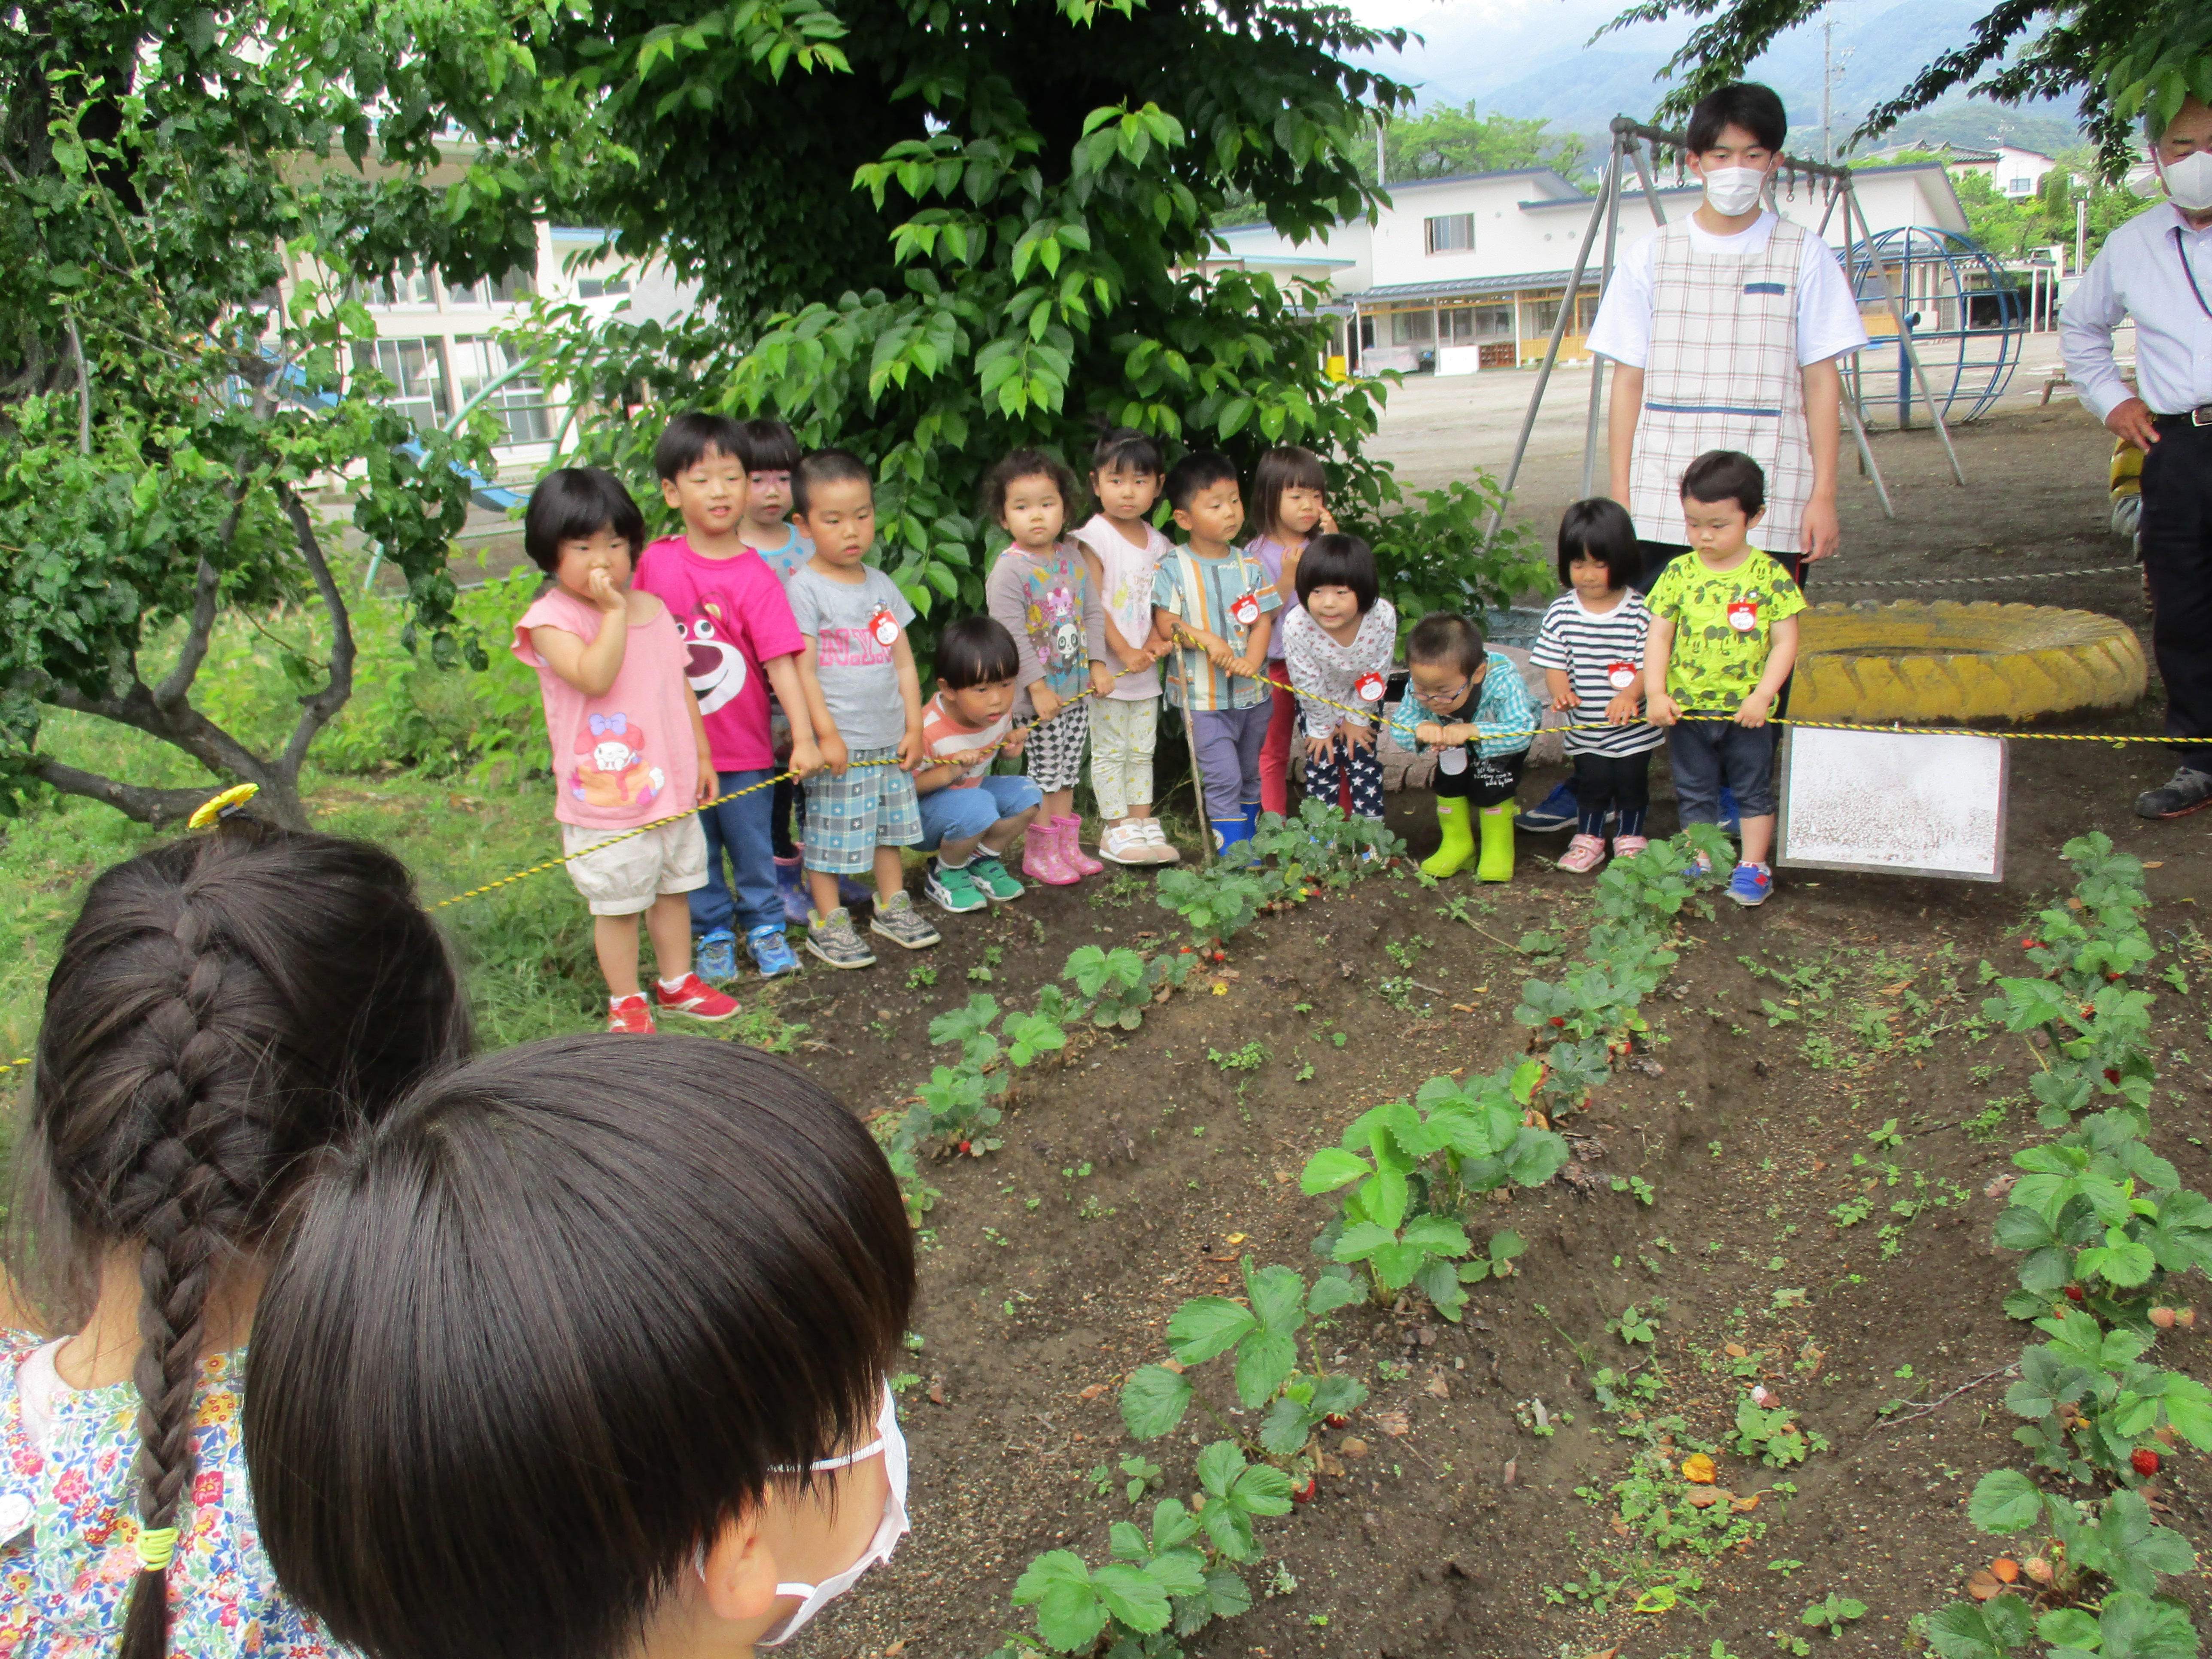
[1386,648,1538,760]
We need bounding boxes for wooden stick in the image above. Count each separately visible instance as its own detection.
[1171,634,1213,869]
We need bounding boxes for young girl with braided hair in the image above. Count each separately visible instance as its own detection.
[0,815,472,1658]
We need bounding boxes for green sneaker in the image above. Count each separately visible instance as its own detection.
[924,859,989,914]
[966,852,1026,903]
[804,906,876,970]
[869,890,942,951]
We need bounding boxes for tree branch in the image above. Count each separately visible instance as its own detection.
[27,756,222,827]
[154,557,224,712]
[274,479,356,778]
[63,315,91,455]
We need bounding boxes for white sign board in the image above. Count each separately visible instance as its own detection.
[1776,727,2008,882]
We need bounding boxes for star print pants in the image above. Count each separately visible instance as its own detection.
[1301,730,1385,821]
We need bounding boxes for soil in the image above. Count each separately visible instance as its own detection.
[766,715,2212,1659]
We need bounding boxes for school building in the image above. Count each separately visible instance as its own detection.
[1202,160,1970,377]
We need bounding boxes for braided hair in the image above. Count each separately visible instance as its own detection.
[6,819,471,1659]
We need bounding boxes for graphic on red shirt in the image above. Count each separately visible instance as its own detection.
[674,604,749,716]
[570,712,665,810]
[1726,600,1759,633]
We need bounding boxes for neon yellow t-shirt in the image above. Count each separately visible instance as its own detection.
[1647,549,1806,711]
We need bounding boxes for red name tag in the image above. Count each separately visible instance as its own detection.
[1726,600,1759,633]
[1230,592,1261,627]
[1606,662,1637,690]
[869,608,901,646]
[1355,671,1386,702]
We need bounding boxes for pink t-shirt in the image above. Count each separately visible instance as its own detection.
[512,586,700,830]
[631,536,805,772]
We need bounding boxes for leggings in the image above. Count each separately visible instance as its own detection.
[1432,744,1526,808]
[771,773,799,859]
[1303,731,1385,820]
[1570,749,1653,837]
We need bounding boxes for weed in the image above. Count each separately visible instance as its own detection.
[1732,1399,1829,1467]
[907,964,938,990]
[1798,1594,1867,1637]
[1868,1117,1904,1149]
[1209,1040,1269,1073]
[1611,1174,1658,1206]
[1608,1299,1667,1345]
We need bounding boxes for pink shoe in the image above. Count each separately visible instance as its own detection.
[1556,833,1607,875]
[1021,822,1079,885]
[1055,814,1105,876]
[1611,834,1650,859]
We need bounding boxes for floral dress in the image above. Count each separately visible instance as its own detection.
[1,1334,342,1659]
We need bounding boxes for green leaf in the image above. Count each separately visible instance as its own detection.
[1246,1263,1307,1335]
[1306,1274,1365,1317]
[2036,1607,2102,1650]
[1118,1365,1192,1440]
[1088,1562,1173,1633]
[1194,1439,1247,1497]
[1967,1468,2046,1534]
[1012,1551,1106,1652]
[1232,1328,1297,1410]
[1142,1549,1209,1599]
[1166,1296,1257,1364]
[1230,1460,1296,1516]
[1301,1148,1370,1194]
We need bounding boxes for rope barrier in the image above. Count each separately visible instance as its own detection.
[1808,563,2141,591]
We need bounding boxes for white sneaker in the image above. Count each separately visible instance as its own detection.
[1136,819,1182,865]
[1100,821,1150,865]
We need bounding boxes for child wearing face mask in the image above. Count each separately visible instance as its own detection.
[982,448,1115,884]
[244,1034,916,1659]
[1276,532,1394,823]
[1245,445,1337,818]
[1385,611,1538,881]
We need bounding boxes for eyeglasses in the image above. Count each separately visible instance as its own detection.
[1412,676,1475,708]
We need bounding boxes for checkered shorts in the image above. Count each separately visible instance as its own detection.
[801,748,923,875]
[1023,699,1090,793]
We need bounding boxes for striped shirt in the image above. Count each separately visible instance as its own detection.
[1386,647,1538,761]
[1527,591,1665,759]
[919,693,1010,789]
[1151,545,1281,712]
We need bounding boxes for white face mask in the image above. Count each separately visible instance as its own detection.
[1700,165,1767,217]
[695,1385,912,1649]
[2160,149,2212,213]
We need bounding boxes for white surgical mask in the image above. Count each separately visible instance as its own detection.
[2160,149,2212,213]
[1700,166,1767,217]
[693,1385,911,1649]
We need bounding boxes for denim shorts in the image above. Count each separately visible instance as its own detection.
[917,774,1043,850]
[1666,720,1777,821]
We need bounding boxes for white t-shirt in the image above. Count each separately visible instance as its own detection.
[1585,210,1871,370]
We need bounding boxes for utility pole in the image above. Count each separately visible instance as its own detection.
[2075,195,2088,275]
[1821,19,1833,163]
[1376,117,1386,187]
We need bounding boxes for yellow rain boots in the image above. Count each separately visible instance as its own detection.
[1420,797,1475,878]
[1475,802,1516,882]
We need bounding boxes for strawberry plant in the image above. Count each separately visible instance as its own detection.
[1999,1307,2212,1481]
[1731,1398,1829,1467]
[1155,863,1280,947]
[1248,798,1405,887]
[1063,945,1152,1030]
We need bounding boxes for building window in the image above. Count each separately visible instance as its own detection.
[1526,291,1601,338]
[1424,213,1475,255]
[577,273,632,299]
[352,337,451,431]
[374,262,437,307]
[1388,309,1436,346]
[1441,304,1513,343]
[450,337,551,444]
[2005,176,2031,194]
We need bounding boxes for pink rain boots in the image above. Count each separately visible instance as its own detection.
[1055,814,1105,876]
[1022,820,1079,885]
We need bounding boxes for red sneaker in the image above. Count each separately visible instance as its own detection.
[608,994,656,1035]
[654,973,741,1022]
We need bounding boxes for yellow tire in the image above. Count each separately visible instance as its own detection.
[1793,601,2146,725]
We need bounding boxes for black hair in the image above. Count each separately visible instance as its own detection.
[245,1034,914,1659]
[1164,451,1240,514]
[8,821,472,1659]
[790,448,873,517]
[1685,83,1787,155]
[1293,532,1378,612]
[1091,425,1164,478]
[652,412,747,482]
[1406,611,1486,677]
[936,615,1023,690]
[734,417,803,474]
[1251,445,1328,542]
[1679,449,1768,517]
[522,468,647,575]
[982,447,1081,527]
[1556,497,1641,589]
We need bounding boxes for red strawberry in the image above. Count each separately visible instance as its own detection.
[2021,938,2038,949]
[1290,1475,1316,1504]
[2105,1069,2121,1085]
[1325,1413,1349,1428]
[2064,1285,2085,1302]
[1549,1016,1566,1028]
[2133,1447,2160,1477]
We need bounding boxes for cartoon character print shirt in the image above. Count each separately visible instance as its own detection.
[1,1334,341,1659]
[632,538,805,773]
[984,543,1106,719]
[512,585,701,829]
[1644,549,1807,713]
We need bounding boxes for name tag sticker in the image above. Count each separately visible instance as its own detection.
[1355,670,1386,703]
[1606,662,1638,690]
[1727,600,1760,632]
[869,608,901,646]
[1230,592,1261,627]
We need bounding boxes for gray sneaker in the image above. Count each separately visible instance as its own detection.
[869,889,942,951]
[2136,766,2212,820]
[804,906,876,969]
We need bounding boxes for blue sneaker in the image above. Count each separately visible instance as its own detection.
[1516,778,1579,833]
[1726,861,1773,907]
[747,922,801,977]
[695,927,739,984]
[1717,786,1742,837]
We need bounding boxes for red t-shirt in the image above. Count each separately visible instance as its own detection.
[631,537,805,773]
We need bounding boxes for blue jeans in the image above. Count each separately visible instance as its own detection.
[916,775,1043,852]
[693,768,781,937]
[1666,721,1777,824]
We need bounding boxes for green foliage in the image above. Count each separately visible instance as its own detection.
[1363,100,1590,186]
[1063,944,1152,1029]
[1249,799,1407,887]
[1798,1595,1867,1637]
[1731,1399,1829,1468]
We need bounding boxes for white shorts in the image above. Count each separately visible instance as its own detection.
[560,817,709,915]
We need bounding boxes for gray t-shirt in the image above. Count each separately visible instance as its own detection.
[786,562,916,751]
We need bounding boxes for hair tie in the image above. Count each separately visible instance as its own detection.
[186,783,258,830]
[136,1524,180,1572]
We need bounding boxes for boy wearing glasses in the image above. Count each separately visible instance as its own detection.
[1386,613,1537,881]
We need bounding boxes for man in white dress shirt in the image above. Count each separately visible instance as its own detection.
[2061,96,2212,819]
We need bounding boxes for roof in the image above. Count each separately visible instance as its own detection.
[1376,167,1588,201]
[1205,252,1358,268]
[1345,270,1589,304]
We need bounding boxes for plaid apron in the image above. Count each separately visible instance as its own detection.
[1630,218,1816,555]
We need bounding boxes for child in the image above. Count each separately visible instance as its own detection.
[1245,445,1337,817]
[1151,452,1281,853]
[914,617,1042,912]
[1386,612,1538,881]
[5,817,471,1658]
[514,467,741,1031]
[1643,449,1804,907]
[981,448,1114,884]
[245,1034,915,1659]
[786,448,939,967]
[1071,426,1180,867]
[1529,498,1666,874]
[635,413,822,983]
[1277,532,1395,822]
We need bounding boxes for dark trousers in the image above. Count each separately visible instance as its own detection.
[1304,732,1385,820]
[1571,748,1653,836]
[1191,703,1270,821]
[771,772,799,858]
[1434,745,1527,808]
[2142,418,2212,754]
[1667,721,1777,823]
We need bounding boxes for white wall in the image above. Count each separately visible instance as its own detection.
[1365,171,1588,290]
